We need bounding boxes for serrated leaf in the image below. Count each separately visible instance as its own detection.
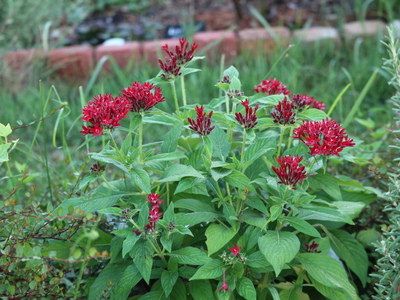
[122,234,140,258]
[283,216,321,238]
[223,170,255,192]
[296,253,358,299]
[176,212,219,226]
[130,168,151,194]
[174,198,215,212]
[297,205,354,225]
[205,224,239,256]
[298,108,328,121]
[308,173,342,201]
[208,126,231,161]
[190,259,224,280]
[189,280,215,300]
[237,276,257,300]
[168,247,210,265]
[111,264,142,300]
[258,231,300,276]
[158,164,204,182]
[160,235,172,252]
[161,270,179,298]
[132,240,153,284]
[146,152,187,162]
[161,122,183,153]
[328,229,368,287]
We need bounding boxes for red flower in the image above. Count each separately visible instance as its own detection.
[305,241,321,253]
[271,97,296,125]
[254,78,290,95]
[235,99,259,129]
[80,94,130,136]
[146,193,164,231]
[293,118,355,156]
[158,37,198,80]
[218,269,230,292]
[229,244,242,256]
[272,155,309,189]
[90,162,106,175]
[291,94,325,111]
[187,105,215,136]
[121,82,165,113]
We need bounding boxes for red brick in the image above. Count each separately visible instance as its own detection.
[3,49,44,70]
[48,45,94,79]
[238,27,290,55]
[95,41,141,71]
[343,20,386,42]
[193,30,238,63]
[142,39,181,66]
[293,27,341,45]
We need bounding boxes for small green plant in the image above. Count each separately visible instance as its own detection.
[371,25,400,300]
[54,38,378,299]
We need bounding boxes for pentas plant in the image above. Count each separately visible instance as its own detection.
[57,39,378,300]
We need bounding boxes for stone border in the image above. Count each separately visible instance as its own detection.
[2,20,388,80]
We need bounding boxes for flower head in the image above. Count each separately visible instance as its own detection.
[158,37,198,80]
[254,78,290,95]
[272,155,309,189]
[80,94,130,136]
[218,269,230,292]
[293,118,355,156]
[90,162,106,176]
[235,99,259,129]
[271,97,296,125]
[291,94,325,111]
[121,82,165,113]
[146,193,164,231]
[305,241,321,253]
[187,105,215,136]
[229,244,242,256]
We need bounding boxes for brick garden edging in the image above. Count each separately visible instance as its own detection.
[2,20,389,80]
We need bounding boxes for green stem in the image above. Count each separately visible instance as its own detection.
[240,129,247,170]
[138,113,143,164]
[225,94,230,114]
[180,75,187,107]
[277,126,286,157]
[101,175,113,189]
[146,237,167,264]
[73,238,92,300]
[171,81,180,117]
[287,127,294,150]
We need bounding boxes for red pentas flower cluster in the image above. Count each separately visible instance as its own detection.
[188,105,215,136]
[254,78,291,95]
[291,94,325,111]
[235,99,259,129]
[158,37,198,80]
[305,241,321,253]
[272,155,309,189]
[146,193,163,231]
[293,118,355,156]
[121,82,165,113]
[271,97,296,125]
[80,94,131,136]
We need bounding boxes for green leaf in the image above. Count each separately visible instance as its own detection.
[161,270,179,298]
[0,123,12,137]
[132,240,153,284]
[190,259,224,280]
[111,264,142,300]
[176,212,219,226]
[158,164,204,182]
[335,201,366,220]
[258,231,300,276]
[161,122,183,153]
[121,133,132,156]
[297,205,354,225]
[174,198,215,212]
[328,229,368,287]
[246,251,273,271]
[146,152,187,162]
[189,280,215,300]
[160,235,172,253]
[298,108,328,121]
[175,177,203,194]
[170,277,187,300]
[269,205,282,222]
[205,224,239,256]
[243,137,275,165]
[237,277,257,300]
[181,67,202,76]
[56,187,130,214]
[223,65,239,78]
[251,94,285,105]
[230,76,241,91]
[89,264,127,300]
[308,173,342,201]
[130,168,151,194]
[283,216,321,238]
[223,170,255,192]
[0,143,11,162]
[310,275,352,300]
[122,234,140,258]
[279,288,299,300]
[209,126,231,161]
[168,247,210,265]
[296,253,358,299]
